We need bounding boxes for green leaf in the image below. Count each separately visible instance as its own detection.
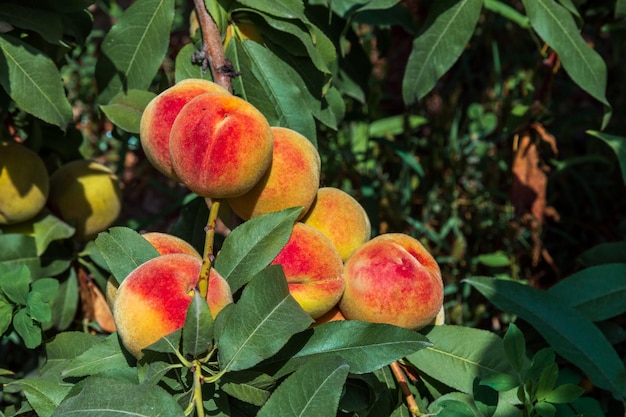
[32,214,76,256]
[61,333,130,378]
[0,264,30,305]
[27,292,52,323]
[526,348,555,382]
[368,115,428,138]
[521,0,611,128]
[402,0,483,104]
[0,234,71,279]
[96,0,175,103]
[52,376,186,416]
[466,277,626,399]
[257,356,349,417]
[174,43,214,83]
[480,372,519,392]
[547,263,626,321]
[214,207,301,293]
[577,241,626,266]
[220,371,274,406]
[406,325,515,394]
[587,131,626,186]
[0,5,64,46]
[169,195,210,256]
[233,0,306,20]
[94,227,160,284]
[535,400,556,417]
[182,291,213,358]
[13,308,41,348]
[226,40,317,145]
[50,269,79,331]
[536,362,559,401]
[0,298,12,334]
[100,89,156,134]
[544,384,584,404]
[10,378,73,417]
[31,278,60,304]
[503,323,526,372]
[617,0,626,19]
[428,392,481,417]
[263,320,431,377]
[484,0,531,29]
[41,331,103,375]
[142,328,182,355]
[0,34,73,130]
[475,251,510,267]
[218,266,313,372]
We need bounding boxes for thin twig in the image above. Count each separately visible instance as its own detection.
[390,361,421,417]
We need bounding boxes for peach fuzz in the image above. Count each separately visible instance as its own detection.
[339,233,443,330]
[113,254,232,358]
[227,127,320,220]
[271,223,344,319]
[169,92,273,199]
[139,79,230,180]
[302,187,371,261]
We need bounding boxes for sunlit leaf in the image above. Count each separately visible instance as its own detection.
[402,0,483,104]
[182,291,213,358]
[257,356,349,417]
[214,207,300,293]
[521,0,611,128]
[0,34,73,130]
[406,325,515,394]
[96,0,175,103]
[100,89,156,134]
[61,333,130,378]
[218,266,313,372]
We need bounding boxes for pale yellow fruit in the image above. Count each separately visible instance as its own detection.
[0,141,49,225]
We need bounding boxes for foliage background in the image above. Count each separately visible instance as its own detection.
[0,0,625,416]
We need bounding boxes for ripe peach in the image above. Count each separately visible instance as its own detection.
[140,79,230,180]
[169,92,273,199]
[339,233,443,330]
[302,187,371,261]
[142,232,201,258]
[0,141,49,225]
[105,232,202,308]
[48,160,122,240]
[227,127,320,220]
[271,223,344,319]
[113,254,232,358]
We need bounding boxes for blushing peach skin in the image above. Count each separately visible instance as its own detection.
[339,233,443,330]
[140,79,230,180]
[169,92,273,199]
[271,223,344,319]
[113,254,232,358]
[142,232,201,258]
[302,187,371,261]
[228,127,320,220]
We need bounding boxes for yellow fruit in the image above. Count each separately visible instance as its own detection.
[0,141,49,225]
[48,160,122,240]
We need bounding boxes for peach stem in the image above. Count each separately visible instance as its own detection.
[191,0,232,92]
[390,361,421,417]
[191,360,206,417]
[198,200,221,299]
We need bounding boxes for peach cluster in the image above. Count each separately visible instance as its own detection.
[113,77,444,358]
[0,143,122,241]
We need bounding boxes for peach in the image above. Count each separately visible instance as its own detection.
[140,79,230,180]
[48,160,122,240]
[0,141,49,225]
[271,223,344,319]
[227,127,320,220]
[113,253,232,358]
[105,232,202,308]
[142,232,201,258]
[339,233,443,330]
[169,92,273,199]
[302,187,371,260]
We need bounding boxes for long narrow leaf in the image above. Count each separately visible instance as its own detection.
[466,277,626,399]
[521,0,611,128]
[402,0,483,104]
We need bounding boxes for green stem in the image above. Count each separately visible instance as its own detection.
[390,361,421,417]
[198,200,221,299]
[192,360,206,417]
